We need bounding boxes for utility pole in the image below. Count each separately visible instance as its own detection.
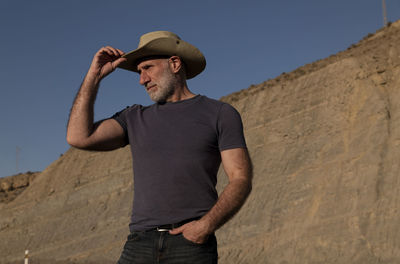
[16,146,21,174]
[382,0,388,26]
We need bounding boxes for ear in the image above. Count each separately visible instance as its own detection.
[168,56,182,74]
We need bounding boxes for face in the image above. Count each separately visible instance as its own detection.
[137,58,178,103]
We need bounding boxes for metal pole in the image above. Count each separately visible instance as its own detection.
[24,250,29,264]
[382,0,388,26]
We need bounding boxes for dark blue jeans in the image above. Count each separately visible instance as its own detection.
[117,230,218,264]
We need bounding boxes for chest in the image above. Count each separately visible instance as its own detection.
[126,108,219,153]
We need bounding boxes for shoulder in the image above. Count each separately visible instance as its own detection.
[195,96,242,120]
[198,95,223,106]
[113,103,149,117]
[123,103,146,112]
[198,95,234,112]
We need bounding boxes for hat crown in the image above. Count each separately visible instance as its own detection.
[119,30,206,79]
[138,31,181,48]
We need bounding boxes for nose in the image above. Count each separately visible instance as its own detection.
[139,71,150,86]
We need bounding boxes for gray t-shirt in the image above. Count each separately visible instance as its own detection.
[112,95,246,231]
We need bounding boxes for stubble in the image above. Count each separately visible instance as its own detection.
[147,64,178,103]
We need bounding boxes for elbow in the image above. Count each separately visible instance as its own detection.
[66,136,80,148]
[66,135,88,149]
[66,134,74,146]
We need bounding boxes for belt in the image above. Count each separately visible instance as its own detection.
[150,217,200,232]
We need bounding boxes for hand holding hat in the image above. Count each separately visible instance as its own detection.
[118,31,206,79]
[89,46,127,80]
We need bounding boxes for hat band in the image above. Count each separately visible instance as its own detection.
[134,55,172,67]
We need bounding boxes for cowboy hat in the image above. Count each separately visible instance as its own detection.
[118,31,206,79]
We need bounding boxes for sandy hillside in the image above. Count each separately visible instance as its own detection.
[2,21,400,263]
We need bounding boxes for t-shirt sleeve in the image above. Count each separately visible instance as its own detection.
[111,106,130,143]
[217,103,247,151]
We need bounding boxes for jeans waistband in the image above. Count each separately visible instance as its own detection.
[146,217,201,232]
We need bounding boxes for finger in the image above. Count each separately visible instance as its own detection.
[105,46,121,57]
[169,225,185,235]
[116,48,125,56]
[99,46,113,55]
[99,46,116,58]
[105,48,117,57]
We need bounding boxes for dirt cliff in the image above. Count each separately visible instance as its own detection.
[2,21,400,263]
[0,172,38,204]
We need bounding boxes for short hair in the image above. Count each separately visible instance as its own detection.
[135,55,188,79]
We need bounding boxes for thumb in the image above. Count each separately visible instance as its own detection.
[169,225,185,235]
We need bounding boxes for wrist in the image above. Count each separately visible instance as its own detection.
[198,216,216,235]
[84,69,103,87]
[87,69,102,82]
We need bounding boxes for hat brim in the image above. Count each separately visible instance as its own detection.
[118,38,206,79]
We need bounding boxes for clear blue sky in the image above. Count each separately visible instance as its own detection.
[1,0,399,178]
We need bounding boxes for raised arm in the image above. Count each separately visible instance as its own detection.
[170,147,253,243]
[66,46,127,151]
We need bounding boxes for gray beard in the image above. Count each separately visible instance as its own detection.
[149,84,175,103]
[147,69,178,103]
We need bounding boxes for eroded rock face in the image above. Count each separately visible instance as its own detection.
[0,172,38,204]
[2,22,400,264]
[0,147,133,264]
[216,21,400,263]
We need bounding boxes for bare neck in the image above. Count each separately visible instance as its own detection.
[167,80,196,103]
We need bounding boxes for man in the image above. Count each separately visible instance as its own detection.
[67,31,252,263]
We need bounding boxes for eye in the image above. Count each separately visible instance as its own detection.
[137,63,154,73]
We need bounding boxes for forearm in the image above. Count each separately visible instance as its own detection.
[201,176,252,234]
[66,72,101,146]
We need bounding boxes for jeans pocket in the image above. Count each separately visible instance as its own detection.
[127,232,140,242]
[179,233,208,246]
